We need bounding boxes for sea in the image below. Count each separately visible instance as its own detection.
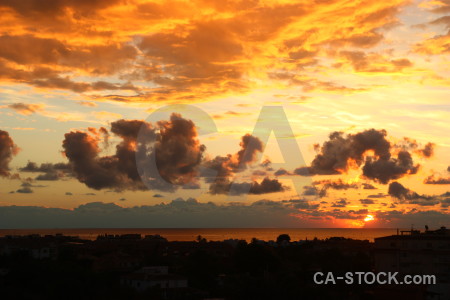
[0,228,401,242]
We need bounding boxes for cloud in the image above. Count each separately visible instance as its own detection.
[360,199,376,204]
[330,31,384,48]
[151,115,206,185]
[416,142,435,158]
[0,35,137,75]
[201,133,263,182]
[424,174,450,184]
[362,183,377,189]
[0,0,122,19]
[331,199,348,208]
[295,129,430,184]
[0,0,410,101]
[15,181,42,194]
[62,115,274,195]
[16,187,33,193]
[137,21,246,91]
[302,185,320,196]
[339,51,413,73]
[388,181,421,200]
[199,133,285,196]
[274,168,293,176]
[20,161,73,181]
[368,193,387,198]
[209,177,286,196]
[363,150,419,184]
[4,103,45,115]
[0,130,19,177]
[0,199,314,228]
[374,210,450,228]
[387,182,439,206]
[415,7,450,55]
[77,101,98,107]
[63,114,205,191]
[313,179,359,190]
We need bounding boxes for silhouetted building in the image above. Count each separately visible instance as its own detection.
[121,266,188,292]
[374,227,450,300]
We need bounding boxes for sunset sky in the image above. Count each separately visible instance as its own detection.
[1,0,450,228]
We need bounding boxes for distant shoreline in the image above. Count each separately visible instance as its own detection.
[0,228,401,242]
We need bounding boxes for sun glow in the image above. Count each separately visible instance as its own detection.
[364,214,375,222]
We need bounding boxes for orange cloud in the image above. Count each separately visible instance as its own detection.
[4,102,45,115]
[0,0,411,102]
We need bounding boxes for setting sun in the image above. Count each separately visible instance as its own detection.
[364,215,375,222]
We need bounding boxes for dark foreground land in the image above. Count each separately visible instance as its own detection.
[0,232,443,300]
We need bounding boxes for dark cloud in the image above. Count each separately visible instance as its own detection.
[441,198,450,208]
[16,187,33,193]
[0,199,313,228]
[360,199,376,204]
[295,129,427,184]
[20,161,73,181]
[63,122,147,191]
[362,183,377,189]
[152,114,206,185]
[274,168,292,176]
[368,193,387,198]
[418,142,435,158]
[302,185,320,196]
[20,161,71,173]
[374,209,450,227]
[313,179,359,190]
[201,134,263,182]
[331,199,348,208]
[424,174,450,184]
[0,130,19,177]
[295,129,391,176]
[63,114,205,192]
[209,177,285,196]
[153,194,164,198]
[388,181,420,200]
[387,182,438,206]
[362,150,419,184]
[65,192,73,196]
[35,172,61,181]
[283,199,320,210]
[201,134,287,196]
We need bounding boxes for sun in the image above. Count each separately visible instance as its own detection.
[364,214,375,222]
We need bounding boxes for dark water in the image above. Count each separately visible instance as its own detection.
[0,228,400,242]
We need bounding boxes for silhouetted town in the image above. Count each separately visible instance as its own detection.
[0,227,448,299]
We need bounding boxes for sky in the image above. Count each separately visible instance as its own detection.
[0,0,450,228]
